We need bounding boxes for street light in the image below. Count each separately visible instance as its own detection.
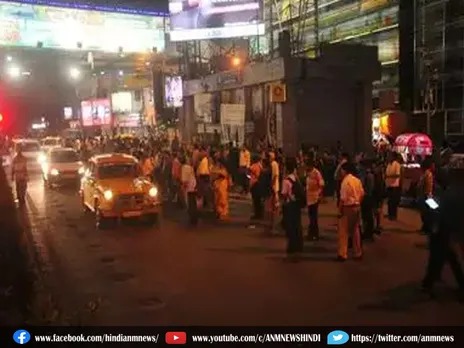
[7,65,21,78]
[69,67,81,79]
[231,56,241,68]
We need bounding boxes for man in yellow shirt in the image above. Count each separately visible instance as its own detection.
[306,159,324,240]
[337,162,364,261]
[196,148,211,208]
[385,152,402,220]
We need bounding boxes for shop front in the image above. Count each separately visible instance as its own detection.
[183,42,380,154]
[182,58,285,147]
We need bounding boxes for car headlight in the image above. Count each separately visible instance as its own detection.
[50,168,59,176]
[103,190,113,201]
[78,167,85,175]
[148,187,158,198]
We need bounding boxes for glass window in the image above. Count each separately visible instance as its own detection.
[98,163,139,179]
[50,150,79,163]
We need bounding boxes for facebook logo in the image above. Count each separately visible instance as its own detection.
[13,330,31,344]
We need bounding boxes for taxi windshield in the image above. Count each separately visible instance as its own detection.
[50,151,79,163]
[98,163,139,179]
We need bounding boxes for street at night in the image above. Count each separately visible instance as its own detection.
[13,171,463,326]
[2,1,464,345]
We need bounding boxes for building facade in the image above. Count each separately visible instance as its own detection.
[264,0,399,105]
[408,0,464,140]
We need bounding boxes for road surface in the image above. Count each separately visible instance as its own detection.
[13,172,464,325]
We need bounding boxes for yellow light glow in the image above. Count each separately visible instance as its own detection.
[231,57,241,67]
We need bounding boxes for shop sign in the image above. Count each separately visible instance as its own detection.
[183,58,285,96]
[217,70,242,89]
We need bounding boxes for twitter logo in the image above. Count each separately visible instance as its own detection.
[327,330,349,345]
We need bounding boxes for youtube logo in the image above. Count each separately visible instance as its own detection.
[165,332,187,345]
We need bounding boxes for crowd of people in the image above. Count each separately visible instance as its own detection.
[6,132,464,299]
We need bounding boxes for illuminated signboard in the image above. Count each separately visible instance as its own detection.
[0,1,165,52]
[165,76,183,108]
[81,99,111,127]
[8,0,169,16]
[169,0,264,41]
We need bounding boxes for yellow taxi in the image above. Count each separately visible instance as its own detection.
[80,153,160,228]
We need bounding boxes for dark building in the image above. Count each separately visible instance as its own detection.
[405,0,464,142]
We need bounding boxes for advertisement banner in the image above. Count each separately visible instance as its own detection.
[116,114,141,128]
[165,76,183,108]
[0,1,165,52]
[81,99,111,127]
[63,107,73,120]
[111,92,133,114]
[194,93,212,123]
[169,0,264,41]
[220,103,245,145]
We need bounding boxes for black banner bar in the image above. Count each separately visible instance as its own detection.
[4,326,463,346]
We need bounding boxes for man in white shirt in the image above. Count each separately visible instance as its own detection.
[181,156,198,226]
[385,152,402,220]
[337,162,364,261]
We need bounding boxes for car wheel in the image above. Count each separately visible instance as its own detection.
[94,200,108,229]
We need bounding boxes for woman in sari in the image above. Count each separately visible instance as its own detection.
[212,158,231,220]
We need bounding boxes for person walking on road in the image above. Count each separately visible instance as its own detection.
[11,147,29,205]
[421,167,464,300]
[337,162,364,261]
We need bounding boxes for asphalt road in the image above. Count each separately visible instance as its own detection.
[14,172,464,325]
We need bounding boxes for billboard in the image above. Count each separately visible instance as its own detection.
[165,76,183,108]
[0,1,165,52]
[111,92,133,114]
[81,99,111,127]
[169,0,264,41]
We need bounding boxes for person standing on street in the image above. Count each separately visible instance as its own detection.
[385,152,402,220]
[418,156,434,234]
[305,158,324,241]
[337,162,364,261]
[281,157,304,258]
[11,147,29,205]
[180,156,198,226]
[239,145,251,194]
[265,151,280,234]
[421,167,464,300]
[196,147,211,209]
[360,159,375,241]
[249,155,264,220]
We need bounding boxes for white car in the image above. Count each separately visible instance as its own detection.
[42,148,84,186]
[13,139,43,171]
